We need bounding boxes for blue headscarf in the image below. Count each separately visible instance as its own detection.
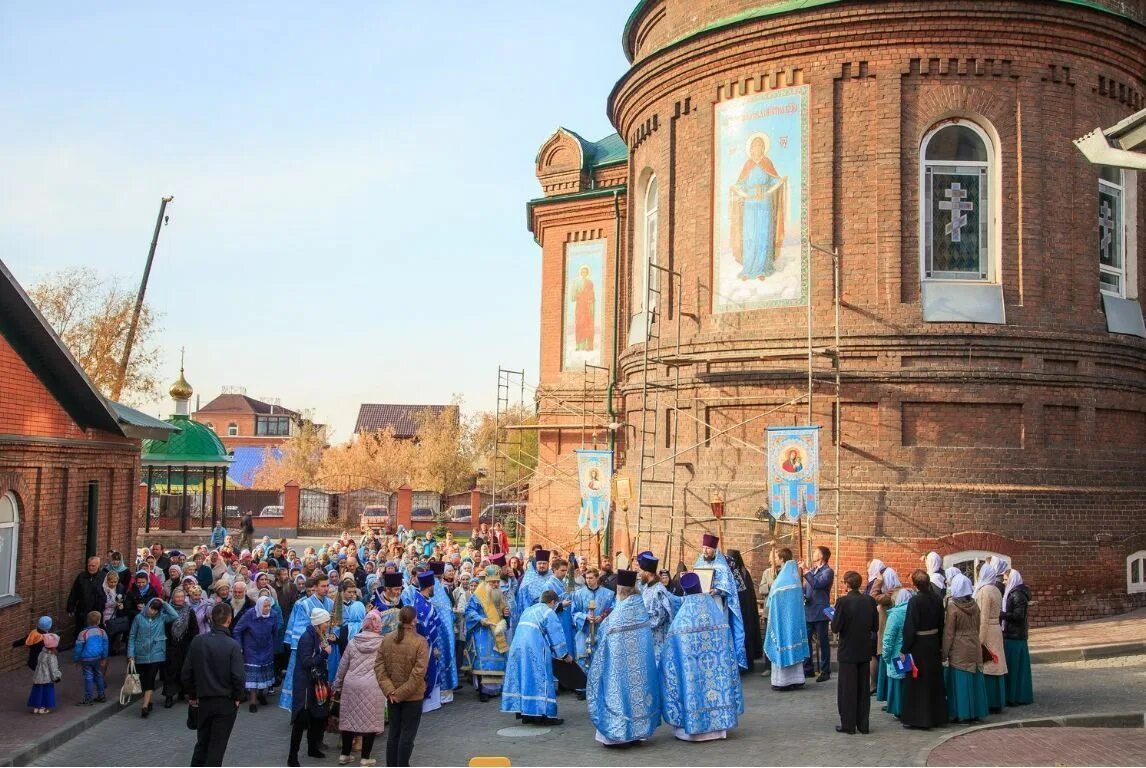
[763,560,810,668]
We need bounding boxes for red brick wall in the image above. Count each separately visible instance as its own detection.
[0,338,140,672]
[527,0,1146,624]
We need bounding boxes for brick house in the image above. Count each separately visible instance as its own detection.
[527,0,1146,623]
[0,259,175,671]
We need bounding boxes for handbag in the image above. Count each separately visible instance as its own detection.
[325,697,341,733]
[307,666,332,719]
[119,660,143,705]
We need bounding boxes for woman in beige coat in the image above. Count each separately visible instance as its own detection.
[974,561,1008,713]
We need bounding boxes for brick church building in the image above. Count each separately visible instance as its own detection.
[526,0,1146,623]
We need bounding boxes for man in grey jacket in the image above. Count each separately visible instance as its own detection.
[182,603,245,767]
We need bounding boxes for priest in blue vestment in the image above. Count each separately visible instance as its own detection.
[694,532,749,670]
[587,569,662,746]
[660,572,743,741]
[501,590,569,726]
[635,551,680,664]
[464,566,511,701]
[279,575,333,713]
[372,572,404,636]
[571,566,616,699]
[764,550,811,690]
[515,549,564,617]
[429,561,459,704]
[403,570,443,712]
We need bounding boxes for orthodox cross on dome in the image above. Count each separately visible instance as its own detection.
[938,182,974,243]
[1100,199,1114,260]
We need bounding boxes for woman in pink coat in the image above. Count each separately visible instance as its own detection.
[334,609,388,766]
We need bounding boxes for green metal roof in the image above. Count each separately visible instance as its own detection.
[622,0,1144,62]
[526,185,628,241]
[108,400,181,442]
[561,129,629,169]
[142,415,231,465]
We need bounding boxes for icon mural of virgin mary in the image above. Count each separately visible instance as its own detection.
[730,132,787,281]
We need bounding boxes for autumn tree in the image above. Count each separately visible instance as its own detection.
[251,420,326,489]
[472,404,538,496]
[28,267,161,404]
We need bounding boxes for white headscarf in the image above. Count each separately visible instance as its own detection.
[866,559,886,583]
[973,561,998,598]
[256,595,273,618]
[881,567,903,593]
[1002,569,1023,607]
[944,566,961,586]
[949,573,973,599]
[925,552,945,589]
[893,588,914,607]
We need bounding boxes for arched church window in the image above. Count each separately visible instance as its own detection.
[0,492,19,598]
[1128,550,1146,594]
[629,172,658,343]
[943,549,1009,583]
[921,120,996,281]
[1099,166,1126,297]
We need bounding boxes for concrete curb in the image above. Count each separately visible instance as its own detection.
[916,711,1146,766]
[1030,641,1146,664]
[0,700,127,767]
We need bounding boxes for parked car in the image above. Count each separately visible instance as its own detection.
[259,505,284,518]
[443,505,472,523]
[361,504,391,533]
[479,502,527,525]
[411,506,436,522]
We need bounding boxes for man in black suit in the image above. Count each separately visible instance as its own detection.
[830,570,879,734]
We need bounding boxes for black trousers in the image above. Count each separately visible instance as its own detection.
[341,732,378,760]
[191,697,237,766]
[385,700,423,767]
[289,710,328,759]
[837,661,871,733]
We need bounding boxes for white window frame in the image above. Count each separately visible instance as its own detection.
[629,171,658,344]
[920,119,999,283]
[1128,550,1146,594]
[0,491,19,599]
[1099,170,1127,298]
[227,423,238,437]
[943,549,1009,581]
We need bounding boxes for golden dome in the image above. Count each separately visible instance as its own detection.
[169,368,193,401]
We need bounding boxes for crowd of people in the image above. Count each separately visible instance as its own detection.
[28,521,1034,765]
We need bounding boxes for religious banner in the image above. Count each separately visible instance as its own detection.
[712,85,809,313]
[575,449,612,533]
[766,426,820,520]
[562,240,605,371]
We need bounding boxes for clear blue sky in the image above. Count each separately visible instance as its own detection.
[0,1,632,439]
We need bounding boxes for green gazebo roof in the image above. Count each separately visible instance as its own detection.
[142,415,231,465]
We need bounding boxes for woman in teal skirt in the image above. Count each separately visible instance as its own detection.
[943,574,989,722]
[1001,569,1033,705]
[874,567,904,702]
[973,561,1008,713]
[881,588,913,717]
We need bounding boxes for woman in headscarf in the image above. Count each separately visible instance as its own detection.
[901,569,949,729]
[974,561,1008,713]
[288,607,332,766]
[881,588,914,718]
[163,565,184,598]
[234,595,281,712]
[1000,569,1033,706]
[334,610,388,766]
[726,549,763,672]
[943,573,989,723]
[924,552,946,595]
[127,597,178,717]
[864,559,887,691]
[874,567,904,701]
[124,570,155,625]
[254,571,278,605]
[162,586,198,708]
[186,580,213,635]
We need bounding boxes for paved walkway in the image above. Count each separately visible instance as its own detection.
[928,727,1146,766]
[1028,608,1146,661]
[24,654,1146,767]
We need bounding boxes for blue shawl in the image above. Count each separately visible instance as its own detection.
[764,560,810,668]
[661,592,743,734]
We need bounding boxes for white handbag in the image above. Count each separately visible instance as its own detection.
[119,660,143,705]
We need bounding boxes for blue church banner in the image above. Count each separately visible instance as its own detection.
[575,449,612,534]
[767,426,820,520]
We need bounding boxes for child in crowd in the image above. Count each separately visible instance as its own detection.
[28,631,61,714]
[12,615,52,671]
[73,611,109,705]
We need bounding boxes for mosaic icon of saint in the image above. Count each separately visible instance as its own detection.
[730,132,786,280]
[571,264,596,351]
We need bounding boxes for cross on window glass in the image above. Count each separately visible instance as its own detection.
[939,183,974,243]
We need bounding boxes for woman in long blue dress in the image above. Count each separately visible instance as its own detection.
[327,580,365,682]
